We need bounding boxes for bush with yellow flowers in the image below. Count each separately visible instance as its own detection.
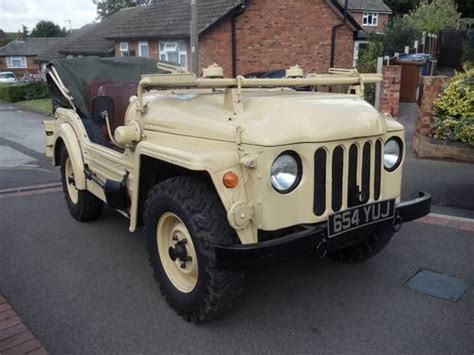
[433,69,474,146]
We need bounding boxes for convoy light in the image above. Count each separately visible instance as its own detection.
[270,151,302,193]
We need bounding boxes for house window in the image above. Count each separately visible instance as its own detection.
[362,13,378,27]
[159,41,187,68]
[138,41,149,58]
[119,42,129,57]
[6,56,27,69]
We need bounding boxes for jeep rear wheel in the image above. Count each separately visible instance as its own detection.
[60,148,103,222]
[327,227,394,264]
[144,176,244,322]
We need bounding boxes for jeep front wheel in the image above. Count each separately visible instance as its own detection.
[60,147,103,221]
[144,177,244,322]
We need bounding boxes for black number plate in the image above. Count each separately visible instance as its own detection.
[328,199,396,238]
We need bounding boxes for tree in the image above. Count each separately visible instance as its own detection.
[456,0,474,17]
[21,25,29,38]
[93,0,136,19]
[30,21,67,37]
[384,0,421,16]
[404,0,461,34]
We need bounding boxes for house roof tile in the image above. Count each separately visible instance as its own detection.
[337,0,392,13]
[57,23,115,55]
[0,37,65,56]
[101,0,242,39]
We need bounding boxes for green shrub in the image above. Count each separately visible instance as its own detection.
[23,82,49,101]
[0,82,49,103]
[433,69,474,145]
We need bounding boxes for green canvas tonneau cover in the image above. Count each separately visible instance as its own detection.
[47,57,166,117]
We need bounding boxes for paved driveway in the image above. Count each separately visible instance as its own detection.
[0,102,473,354]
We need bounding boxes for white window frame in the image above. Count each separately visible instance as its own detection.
[6,56,27,69]
[159,41,187,68]
[353,40,369,66]
[138,41,150,58]
[119,42,129,57]
[362,12,378,27]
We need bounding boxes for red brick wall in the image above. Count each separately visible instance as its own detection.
[233,0,355,75]
[379,65,401,117]
[198,0,356,76]
[415,76,447,137]
[199,18,233,76]
[350,12,390,32]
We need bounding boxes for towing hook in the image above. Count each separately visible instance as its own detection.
[391,215,403,233]
[315,240,328,258]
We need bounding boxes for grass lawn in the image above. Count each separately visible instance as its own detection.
[16,99,53,116]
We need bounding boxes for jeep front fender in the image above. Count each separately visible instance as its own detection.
[55,123,86,190]
[129,142,256,243]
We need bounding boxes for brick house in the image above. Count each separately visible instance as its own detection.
[62,0,364,77]
[0,36,65,75]
[339,0,392,32]
[338,0,393,65]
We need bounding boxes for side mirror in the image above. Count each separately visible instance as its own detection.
[91,96,114,125]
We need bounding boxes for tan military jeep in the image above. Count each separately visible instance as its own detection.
[44,58,431,322]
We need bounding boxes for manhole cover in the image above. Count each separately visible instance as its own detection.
[405,270,472,302]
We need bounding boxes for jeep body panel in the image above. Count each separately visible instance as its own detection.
[133,90,399,146]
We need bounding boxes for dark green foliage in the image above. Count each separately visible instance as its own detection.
[30,20,67,38]
[457,0,474,17]
[381,19,419,55]
[0,82,49,103]
[384,0,421,16]
[93,0,136,19]
[21,25,29,38]
[384,0,470,17]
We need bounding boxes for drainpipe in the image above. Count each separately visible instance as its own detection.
[330,0,348,68]
[231,4,247,77]
[191,0,200,75]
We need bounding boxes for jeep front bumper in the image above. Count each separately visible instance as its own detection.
[216,191,431,270]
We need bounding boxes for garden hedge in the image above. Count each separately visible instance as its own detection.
[0,82,49,103]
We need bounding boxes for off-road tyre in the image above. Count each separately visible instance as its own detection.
[60,147,103,222]
[144,176,244,322]
[328,227,394,264]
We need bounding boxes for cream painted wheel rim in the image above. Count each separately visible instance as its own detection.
[157,212,198,293]
[65,157,79,204]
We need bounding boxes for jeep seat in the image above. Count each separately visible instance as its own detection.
[96,83,138,133]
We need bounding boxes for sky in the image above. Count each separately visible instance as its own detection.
[0,0,97,32]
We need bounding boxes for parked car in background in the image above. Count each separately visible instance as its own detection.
[0,71,17,83]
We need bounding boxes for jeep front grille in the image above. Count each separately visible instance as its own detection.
[313,139,383,216]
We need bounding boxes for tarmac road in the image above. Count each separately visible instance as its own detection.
[0,102,473,354]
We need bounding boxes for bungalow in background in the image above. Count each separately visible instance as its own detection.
[0,35,65,75]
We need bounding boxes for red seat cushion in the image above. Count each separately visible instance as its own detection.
[97,83,138,132]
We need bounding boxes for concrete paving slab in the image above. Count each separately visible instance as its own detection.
[0,104,46,154]
[0,146,36,167]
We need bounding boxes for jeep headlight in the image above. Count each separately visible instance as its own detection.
[384,138,403,171]
[271,151,302,193]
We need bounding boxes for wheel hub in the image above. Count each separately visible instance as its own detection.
[168,239,193,268]
[65,157,79,204]
[157,212,199,293]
